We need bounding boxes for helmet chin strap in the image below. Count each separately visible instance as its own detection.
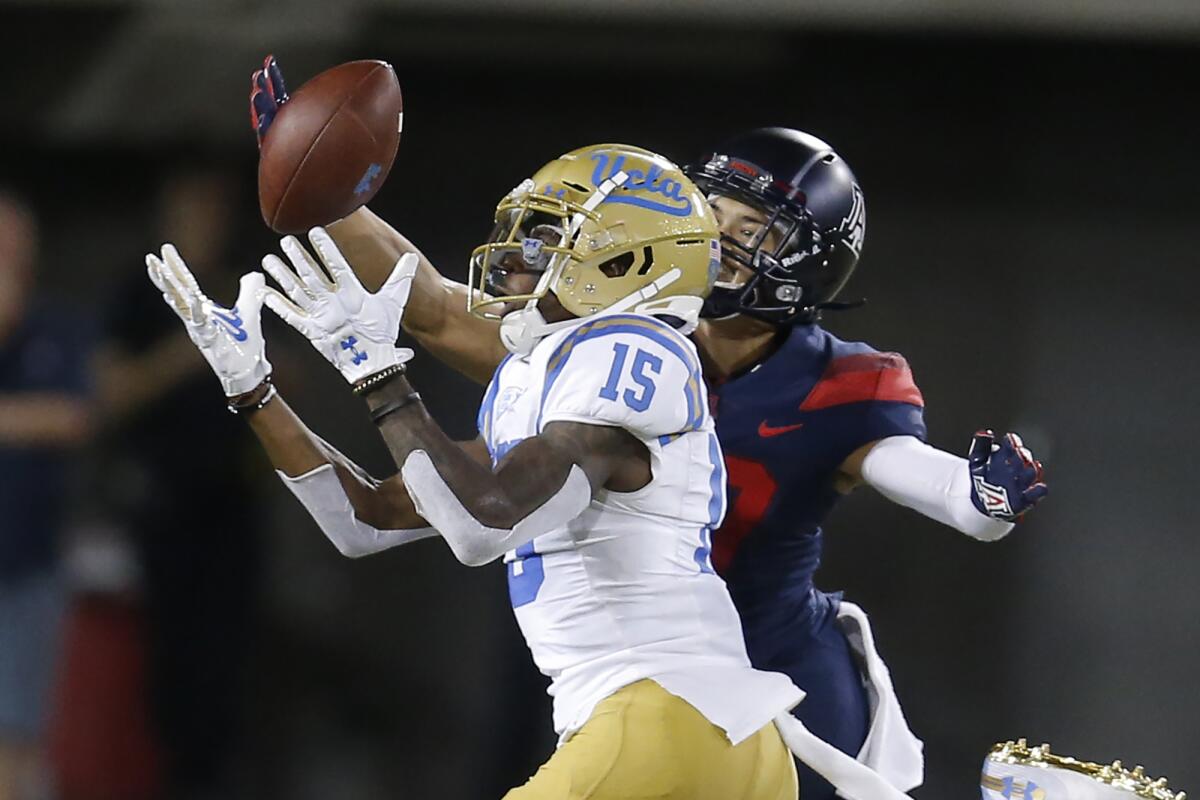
[500,268,688,356]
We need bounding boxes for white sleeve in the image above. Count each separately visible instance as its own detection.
[277,464,437,558]
[400,450,592,567]
[860,436,1013,542]
[539,316,706,441]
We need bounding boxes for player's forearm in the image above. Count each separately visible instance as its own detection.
[243,390,428,531]
[860,436,1014,541]
[0,394,92,446]
[363,375,516,521]
[366,376,592,523]
[366,376,592,566]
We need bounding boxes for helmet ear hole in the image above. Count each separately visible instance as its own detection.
[597,251,636,278]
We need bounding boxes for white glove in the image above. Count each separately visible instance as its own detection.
[261,227,417,385]
[146,244,272,397]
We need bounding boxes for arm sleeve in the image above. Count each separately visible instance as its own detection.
[860,435,1013,542]
[277,465,438,558]
[538,316,706,441]
[401,450,592,567]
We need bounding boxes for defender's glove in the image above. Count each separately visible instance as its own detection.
[146,245,272,396]
[968,430,1048,522]
[249,54,288,147]
[262,227,416,385]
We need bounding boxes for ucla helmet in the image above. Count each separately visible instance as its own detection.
[685,127,865,326]
[468,144,721,355]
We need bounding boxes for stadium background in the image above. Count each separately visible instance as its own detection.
[1,1,1197,798]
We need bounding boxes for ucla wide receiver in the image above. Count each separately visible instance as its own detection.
[149,145,813,799]
[249,60,1050,797]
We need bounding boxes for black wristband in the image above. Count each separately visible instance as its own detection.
[369,391,422,424]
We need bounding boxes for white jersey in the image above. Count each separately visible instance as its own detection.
[477,311,802,743]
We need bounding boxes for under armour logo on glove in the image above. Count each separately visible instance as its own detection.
[341,336,368,365]
[968,430,1048,522]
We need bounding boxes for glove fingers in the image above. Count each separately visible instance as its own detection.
[157,253,204,324]
[308,227,364,295]
[1006,433,1036,468]
[968,429,995,470]
[147,255,188,318]
[160,244,205,297]
[1022,482,1049,506]
[263,289,314,338]
[380,252,418,310]
[265,55,288,101]
[146,254,167,293]
[262,253,313,311]
[281,235,334,292]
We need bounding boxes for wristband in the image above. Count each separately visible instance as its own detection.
[370,391,422,424]
[227,378,277,415]
[352,363,406,396]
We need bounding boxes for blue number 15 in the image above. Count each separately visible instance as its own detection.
[599,343,661,411]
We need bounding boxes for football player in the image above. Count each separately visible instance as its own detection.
[148,145,809,799]
[250,60,1049,798]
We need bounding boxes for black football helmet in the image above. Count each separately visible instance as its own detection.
[684,127,866,326]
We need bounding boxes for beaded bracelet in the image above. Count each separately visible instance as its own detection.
[227,379,277,415]
[352,363,407,396]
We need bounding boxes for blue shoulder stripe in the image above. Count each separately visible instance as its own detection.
[539,314,705,431]
[477,353,514,451]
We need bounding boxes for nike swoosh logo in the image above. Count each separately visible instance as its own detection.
[212,309,249,342]
[758,420,805,438]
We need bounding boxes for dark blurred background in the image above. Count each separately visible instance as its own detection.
[0,2,1197,798]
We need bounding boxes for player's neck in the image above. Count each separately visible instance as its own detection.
[693,316,783,382]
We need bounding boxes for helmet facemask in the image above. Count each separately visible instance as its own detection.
[705,192,826,323]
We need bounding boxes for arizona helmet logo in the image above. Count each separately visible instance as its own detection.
[841,184,866,257]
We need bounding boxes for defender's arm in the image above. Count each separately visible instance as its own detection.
[839,432,1047,539]
[327,208,507,385]
[362,373,647,567]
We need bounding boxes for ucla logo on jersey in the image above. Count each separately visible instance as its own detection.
[494,386,526,421]
[589,152,694,217]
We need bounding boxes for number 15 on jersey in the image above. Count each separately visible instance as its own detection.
[599,343,661,412]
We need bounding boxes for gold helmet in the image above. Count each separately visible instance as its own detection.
[983,740,1185,800]
[468,143,721,355]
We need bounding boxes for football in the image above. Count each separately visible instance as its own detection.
[258,60,403,234]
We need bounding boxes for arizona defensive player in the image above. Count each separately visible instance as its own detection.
[251,62,1048,798]
[147,145,807,799]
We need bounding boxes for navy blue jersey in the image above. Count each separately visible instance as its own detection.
[708,323,926,668]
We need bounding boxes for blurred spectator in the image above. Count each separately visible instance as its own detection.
[94,168,265,800]
[0,192,93,800]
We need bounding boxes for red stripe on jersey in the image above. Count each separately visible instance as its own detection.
[799,352,924,412]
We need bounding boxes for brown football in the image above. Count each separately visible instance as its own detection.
[258,60,403,234]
